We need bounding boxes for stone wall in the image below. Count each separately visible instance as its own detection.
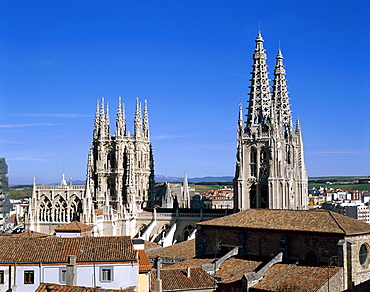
[197,226,342,263]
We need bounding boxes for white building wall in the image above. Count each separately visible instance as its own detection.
[0,263,139,292]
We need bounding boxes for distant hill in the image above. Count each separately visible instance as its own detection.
[154,175,234,183]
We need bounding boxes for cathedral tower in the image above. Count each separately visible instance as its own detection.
[87,97,154,215]
[234,32,308,211]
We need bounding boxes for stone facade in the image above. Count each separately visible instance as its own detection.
[234,31,308,211]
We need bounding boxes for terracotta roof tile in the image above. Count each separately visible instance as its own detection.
[163,258,214,269]
[12,230,52,238]
[198,209,370,235]
[250,264,342,292]
[36,283,135,292]
[0,236,136,264]
[144,240,160,251]
[214,258,262,283]
[138,250,151,272]
[54,221,93,232]
[164,258,262,284]
[147,239,195,259]
[150,267,217,291]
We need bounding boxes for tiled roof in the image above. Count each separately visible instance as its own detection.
[249,264,342,292]
[36,283,135,292]
[138,250,151,272]
[144,240,160,251]
[198,209,370,235]
[147,239,195,259]
[54,221,93,232]
[164,258,262,284]
[163,258,214,269]
[0,236,136,264]
[215,258,262,283]
[150,267,217,291]
[12,230,52,238]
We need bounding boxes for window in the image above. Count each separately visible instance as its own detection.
[101,267,112,282]
[60,268,66,283]
[24,270,34,284]
[359,244,369,266]
[0,270,4,284]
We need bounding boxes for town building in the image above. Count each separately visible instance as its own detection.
[234,32,308,211]
[0,236,149,292]
[195,209,370,291]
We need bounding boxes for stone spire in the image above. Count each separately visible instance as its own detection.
[105,101,111,138]
[143,100,150,139]
[238,103,244,135]
[93,99,100,140]
[115,96,126,137]
[273,48,293,131]
[99,97,106,139]
[134,97,143,137]
[246,31,272,133]
[183,171,190,208]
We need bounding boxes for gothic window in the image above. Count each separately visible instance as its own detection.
[261,184,268,209]
[183,225,195,241]
[137,224,148,237]
[250,148,257,177]
[40,197,52,222]
[70,197,83,222]
[160,224,171,238]
[250,184,257,208]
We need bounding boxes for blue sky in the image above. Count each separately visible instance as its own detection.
[0,0,369,185]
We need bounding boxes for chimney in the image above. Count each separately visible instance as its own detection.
[154,256,162,292]
[46,285,55,292]
[66,255,77,286]
[187,266,191,278]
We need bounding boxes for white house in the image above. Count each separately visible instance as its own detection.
[0,236,142,292]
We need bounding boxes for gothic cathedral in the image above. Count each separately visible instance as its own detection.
[234,32,308,211]
[86,97,154,214]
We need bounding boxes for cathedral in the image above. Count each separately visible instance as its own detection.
[26,31,309,241]
[26,97,155,236]
[234,31,308,211]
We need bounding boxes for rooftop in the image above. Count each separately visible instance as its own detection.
[36,283,135,292]
[0,236,136,264]
[150,267,217,291]
[198,209,370,235]
[147,239,195,259]
[250,264,342,292]
[54,221,93,232]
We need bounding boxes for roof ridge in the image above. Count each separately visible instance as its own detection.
[327,211,347,234]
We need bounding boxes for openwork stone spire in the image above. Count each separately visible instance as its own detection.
[273,48,293,130]
[134,97,143,137]
[115,96,126,137]
[143,100,149,139]
[246,31,272,132]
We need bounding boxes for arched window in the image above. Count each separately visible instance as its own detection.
[183,225,195,241]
